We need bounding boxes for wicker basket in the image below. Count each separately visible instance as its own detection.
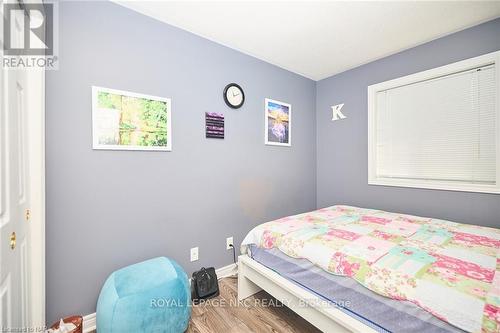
[49,315,83,333]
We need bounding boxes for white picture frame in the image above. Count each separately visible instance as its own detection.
[92,86,172,151]
[265,98,292,147]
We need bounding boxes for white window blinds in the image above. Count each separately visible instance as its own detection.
[371,61,498,192]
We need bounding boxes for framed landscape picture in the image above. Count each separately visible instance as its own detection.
[265,98,291,146]
[92,86,172,151]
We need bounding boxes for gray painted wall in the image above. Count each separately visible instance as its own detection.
[46,1,316,323]
[46,1,500,324]
[316,18,500,228]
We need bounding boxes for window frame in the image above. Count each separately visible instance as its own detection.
[367,51,500,194]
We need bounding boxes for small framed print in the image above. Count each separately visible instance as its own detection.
[265,98,291,147]
[205,112,224,139]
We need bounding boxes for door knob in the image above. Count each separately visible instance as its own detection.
[10,232,16,250]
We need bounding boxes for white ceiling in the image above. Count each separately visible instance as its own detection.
[116,1,500,81]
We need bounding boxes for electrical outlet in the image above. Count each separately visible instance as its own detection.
[190,247,199,262]
[226,237,234,250]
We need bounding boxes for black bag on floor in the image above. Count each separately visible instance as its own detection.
[191,267,219,302]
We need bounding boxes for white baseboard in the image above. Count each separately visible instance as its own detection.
[82,312,96,333]
[216,262,238,279]
[82,262,237,332]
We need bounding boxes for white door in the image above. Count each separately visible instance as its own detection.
[0,2,32,330]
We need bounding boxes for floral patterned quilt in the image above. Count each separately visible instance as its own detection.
[241,205,500,333]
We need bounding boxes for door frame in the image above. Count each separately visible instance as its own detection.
[1,0,45,329]
[1,0,45,328]
[27,67,45,328]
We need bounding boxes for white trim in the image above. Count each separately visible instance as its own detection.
[368,50,500,194]
[0,274,12,330]
[264,98,292,147]
[91,86,172,151]
[215,262,237,279]
[82,313,96,333]
[27,66,46,328]
[238,255,376,333]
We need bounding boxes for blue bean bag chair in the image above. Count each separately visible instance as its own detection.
[97,257,191,333]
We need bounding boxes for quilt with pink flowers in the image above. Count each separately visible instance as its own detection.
[241,205,500,333]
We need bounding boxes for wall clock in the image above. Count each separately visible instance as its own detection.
[223,83,245,109]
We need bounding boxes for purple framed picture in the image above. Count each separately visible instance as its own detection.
[205,112,224,139]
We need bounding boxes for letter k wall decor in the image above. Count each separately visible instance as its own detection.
[331,103,346,121]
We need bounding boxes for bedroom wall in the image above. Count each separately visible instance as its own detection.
[46,1,316,322]
[316,18,500,228]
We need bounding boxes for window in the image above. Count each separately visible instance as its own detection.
[368,52,500,194]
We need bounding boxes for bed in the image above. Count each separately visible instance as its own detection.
[238,205,499,333]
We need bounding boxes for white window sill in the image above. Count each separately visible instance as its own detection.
[368,178,500,194]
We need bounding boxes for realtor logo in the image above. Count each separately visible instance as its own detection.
[2,1,58,69]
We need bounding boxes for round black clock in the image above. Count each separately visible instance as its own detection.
[223,83,245,109]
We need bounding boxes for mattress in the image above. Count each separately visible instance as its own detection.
[249,244,464,333]
[242,205,500,333]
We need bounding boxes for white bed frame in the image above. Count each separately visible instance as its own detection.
[238,255,378,333]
